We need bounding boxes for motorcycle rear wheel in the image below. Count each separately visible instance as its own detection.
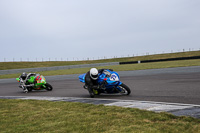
[118,83,131,95]
[45,83,53,91]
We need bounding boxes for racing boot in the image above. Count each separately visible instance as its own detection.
[88,88,94,98]
[21,86,28,93]
[23,88,28,93]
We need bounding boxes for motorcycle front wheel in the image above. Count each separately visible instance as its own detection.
[117,83,131,95]
[45,83,53,91]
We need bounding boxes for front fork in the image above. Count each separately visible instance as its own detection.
[116,82,123,92]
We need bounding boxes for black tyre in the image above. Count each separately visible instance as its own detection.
[118,83,131,95]
[45,83,53,91]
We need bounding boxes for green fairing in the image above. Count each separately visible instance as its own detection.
[16,78,20,82]
[27,76,35,84]
[35,83,43,87]
[34,76,47,88]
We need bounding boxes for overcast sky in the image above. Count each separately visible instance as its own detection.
[0,0,200,61]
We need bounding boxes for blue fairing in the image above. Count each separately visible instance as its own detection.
[79,69,122,89]
[98,70,122,88]
[79,73,86,83]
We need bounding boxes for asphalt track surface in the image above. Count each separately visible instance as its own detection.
[0,66,200,105]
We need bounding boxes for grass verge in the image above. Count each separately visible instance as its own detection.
[1,59,200,79]
[0,99,199,133]
[0,51,200,70]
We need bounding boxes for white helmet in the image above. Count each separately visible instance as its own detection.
[90,68,98,80]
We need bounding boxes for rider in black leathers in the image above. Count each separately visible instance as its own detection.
[84,68,104,89]
[84,68,113,96]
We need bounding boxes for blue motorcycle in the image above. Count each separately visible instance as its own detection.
[79,69,131,98]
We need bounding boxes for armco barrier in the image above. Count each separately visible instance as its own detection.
[0,62,119,75]
[119,56,200,65]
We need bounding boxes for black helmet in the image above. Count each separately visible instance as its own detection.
[21,72,27,80]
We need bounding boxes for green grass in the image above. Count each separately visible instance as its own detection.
[1,51,200,70]
[1,59,200,79]
[0,99,199,133]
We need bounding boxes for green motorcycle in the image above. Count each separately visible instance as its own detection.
[16,74,53,93]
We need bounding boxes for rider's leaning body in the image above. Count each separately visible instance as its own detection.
[19,72,37,84]
[84,68,113,97]
[84,68,113,89]
[84,68,105,89]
